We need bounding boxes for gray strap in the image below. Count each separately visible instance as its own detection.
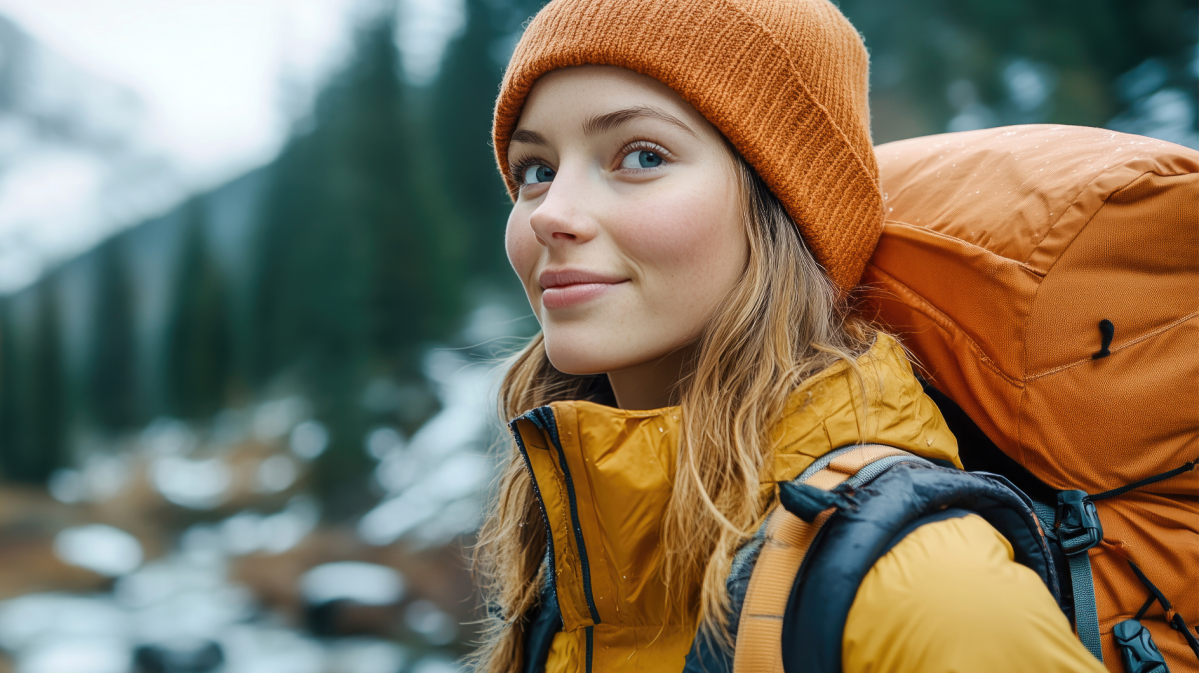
[847,453,932,487]
[1030,501,1057,540]
[1069,551,1104,663]
[797,444,929,486]
[797,444,869,481]
[1033,499,1104,663]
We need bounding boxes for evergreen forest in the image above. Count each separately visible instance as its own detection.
[0,0,1194,515]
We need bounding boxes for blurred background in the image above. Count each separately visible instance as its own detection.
[0,0,1193,671]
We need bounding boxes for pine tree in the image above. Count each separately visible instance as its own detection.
[837,0,1198,141]
[0,278,69,483]
[88,236,141,433]
[252,9,464,512]
[430,0,514,282]
[21,276,69,481]
[0,297,21,479]
[253,87,376,513]
[164,200,235,421]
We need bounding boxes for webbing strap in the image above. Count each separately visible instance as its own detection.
[1030,501,1057,539]
[1035,498,1103,663]
[1069,551,1104,662]
[1046,460,1198,666]
[1126,558,1199,660]
[733,508,833,673]
[733,445,905,673]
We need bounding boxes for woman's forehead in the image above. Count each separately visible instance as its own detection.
[517,65,716,139]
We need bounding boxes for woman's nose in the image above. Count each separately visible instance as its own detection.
[527,169,599,247]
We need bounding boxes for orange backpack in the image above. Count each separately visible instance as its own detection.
[864,125,1199,672]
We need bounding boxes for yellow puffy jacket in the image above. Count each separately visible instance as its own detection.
[510,335,1106,673]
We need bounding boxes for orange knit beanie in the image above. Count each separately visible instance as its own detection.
[492,0,882,294]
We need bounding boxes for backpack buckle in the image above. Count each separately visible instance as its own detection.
[1113,619,1169,673]
[1056,490,1103,555]
[779,481,856,523]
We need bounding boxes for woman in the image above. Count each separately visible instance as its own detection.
[473,0,1107,671]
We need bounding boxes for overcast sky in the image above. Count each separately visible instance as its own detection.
[0,0,357,181]
[0,0,464,293]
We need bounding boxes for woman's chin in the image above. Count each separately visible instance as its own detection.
[542,323,627,376]
[543,349,613,377]
[543,338,634,377]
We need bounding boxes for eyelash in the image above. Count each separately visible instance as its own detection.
[509,156,543,186]
[620,140,672,169]
[509,139,674,185]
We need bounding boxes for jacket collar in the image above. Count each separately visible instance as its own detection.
[509,334,960,639]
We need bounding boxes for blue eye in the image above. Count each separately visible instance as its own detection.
[621,150,664,169]
[523,164,555,184]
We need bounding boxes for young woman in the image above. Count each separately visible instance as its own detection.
[474,1,1108,671]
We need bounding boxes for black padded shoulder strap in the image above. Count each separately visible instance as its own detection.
[780,463,1059,673]
[522,570,563,673]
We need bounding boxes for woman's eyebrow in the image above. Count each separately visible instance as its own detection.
[509,105,698,148]
[583,105,698,138]
[511,129,550,146]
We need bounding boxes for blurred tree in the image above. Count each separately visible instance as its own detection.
[164,200,235,421]
[837,0,1197,142]
[429,0,553,287]
[88,236,141,433]
[0,279,69,482]
[253,9,464,513]
[0,297,21,478]
[22,276,69,481]
[430,0,514,282]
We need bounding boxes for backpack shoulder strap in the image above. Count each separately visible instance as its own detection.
[522,568,563,673]
[733,444,925,673]
[682,444,914,673]
[781,463,1058,673]
[682,446,1059,673]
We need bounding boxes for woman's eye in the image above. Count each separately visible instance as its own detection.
[523,164,555,184]
[621,150,664,169]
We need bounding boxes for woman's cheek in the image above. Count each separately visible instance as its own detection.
[615,178,743,294]
[614,193,702,265]
[505,208,541,297]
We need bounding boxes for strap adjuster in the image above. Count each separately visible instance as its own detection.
[1056,490,1103,555]
[1113,619,1169,673]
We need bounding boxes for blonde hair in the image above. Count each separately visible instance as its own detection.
[471,152,877,672]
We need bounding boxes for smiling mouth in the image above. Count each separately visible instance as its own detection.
[541,281,626,310]
[538,269,628,310]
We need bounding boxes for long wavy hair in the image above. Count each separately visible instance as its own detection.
[471,150,877,672]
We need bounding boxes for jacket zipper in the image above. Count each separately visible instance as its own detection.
[509,415,559,618]
[515,406,601,672]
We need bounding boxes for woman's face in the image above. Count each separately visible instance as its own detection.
[506,66,748,380]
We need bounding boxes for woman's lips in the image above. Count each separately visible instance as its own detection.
[541,282,624,310]
[539,269,628,310]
